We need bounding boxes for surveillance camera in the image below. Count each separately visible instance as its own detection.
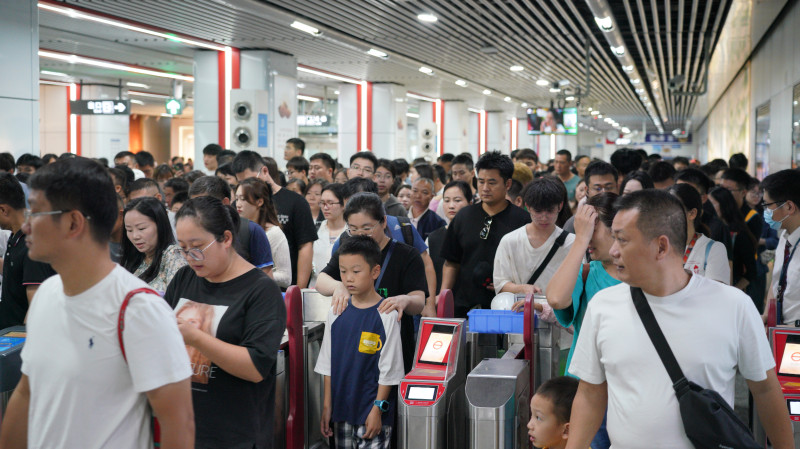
[668,74,686,91]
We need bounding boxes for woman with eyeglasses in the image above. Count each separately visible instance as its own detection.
[315,192,427,373]
[121,197,186,294]
[235,178,292,288]
[311,183,348,287]
[164,195,285,448]
[426,180,472,293]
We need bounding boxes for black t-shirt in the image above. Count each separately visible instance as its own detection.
[441,201,531,317]
[427,226,447,293]
[0,230,56,329]
[273,188,318,284]
[321,240,426,373]
[164,266,286,449]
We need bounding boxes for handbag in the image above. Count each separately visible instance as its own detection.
[630,286,760,449]
[118,287,162,448]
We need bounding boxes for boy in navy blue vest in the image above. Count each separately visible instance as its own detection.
[315,236,405,448]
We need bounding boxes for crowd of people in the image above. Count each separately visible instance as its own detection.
[0,141,794,449]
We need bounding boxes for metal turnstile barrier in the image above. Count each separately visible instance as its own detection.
[753,325,800,448]
[465,359,530,449]
[300,289,333,449]
[523,294,561,394]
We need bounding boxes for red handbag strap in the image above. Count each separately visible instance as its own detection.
[117,287,160,363]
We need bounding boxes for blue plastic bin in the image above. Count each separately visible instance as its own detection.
[467,309,524,334]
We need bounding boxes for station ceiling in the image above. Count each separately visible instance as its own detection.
[41,0,732,136]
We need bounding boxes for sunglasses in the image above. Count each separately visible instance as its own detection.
[479,217,493,240]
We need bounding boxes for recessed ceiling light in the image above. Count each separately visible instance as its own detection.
[290,21,321,36]
[536,79,549,86]
[565,96,575,101]
[126,82,150,89]
[367,48,388,58]
[297,94,321,102]
[419,66,434,75]
[591,110,600,115]
[130,99,145,105]
[40,70,68,77]
[334,90,340,95]
[549,87,561,93]
[482,89,492,95]
[622,65,634,72]
[504,96,511,102]
[521,102,528,108]
[296,83,306,88]
[610,45,625,56]
[417,13,438,23]
[455,79,468,87]
[510,65,524,72]
[597,114,603,118]
[630,78,641,85]
[595,16,614,32]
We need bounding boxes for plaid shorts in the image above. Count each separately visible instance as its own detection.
[334,422,392,449]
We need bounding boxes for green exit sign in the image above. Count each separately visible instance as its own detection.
[165,98,184,115]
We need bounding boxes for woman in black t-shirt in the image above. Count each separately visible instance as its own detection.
[164,196,286,449]
[427,181,473,293]
[709,187,757,289]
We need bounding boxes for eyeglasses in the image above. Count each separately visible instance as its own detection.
[347,221,380,236]
[349,164,374,175]
[373,173,393,181]
[24,209,65,222]
[320,201,341,208]
[178,240,217,261]
[760,200,786,209]
[479,217,493,240]
[589,184,617,194]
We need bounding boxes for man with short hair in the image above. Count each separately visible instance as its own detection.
[566,190,793,449]
[286,156,310,185]
[516,148,539,173]
[163,177,190,208]
[761,169,800,325]
[202,143,223,172]
[648,161,676,189]
[672,156,690,172]
[450,154,477,200]
[216,149,236,168]
[0,157,194,449]
[134,151,155,179]
[554,149,579,201]
[374,159,406,217]
[114,151,146,180]
[0,173,55,329]
[284,137,305,161]
[309,153,335,182]
[440,151,531,317]
[348,152,378,180]
[609,147,642,178]
[729,152,748,170]
[15,154,42,175]
[437,153,455,174]
[232,151,317,288]
[562,161,619,233]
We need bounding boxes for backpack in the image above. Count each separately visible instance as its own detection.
[393,216,416,246]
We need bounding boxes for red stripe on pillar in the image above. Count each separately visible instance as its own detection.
[366,82,372,151]
[477,113,481,159]
[65,86,71,153]
[432,102,437,123]
[356,84,362,151]
[217,51,226,145]
[231,48,240,89]
[483,113,488,155]
[75,85,82,156]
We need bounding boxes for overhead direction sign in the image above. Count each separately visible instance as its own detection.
[165,98,184,115]
[70,99,130,115]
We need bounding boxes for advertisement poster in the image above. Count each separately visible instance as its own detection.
[273,74,297,163]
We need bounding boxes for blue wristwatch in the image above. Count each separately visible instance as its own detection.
[374,400,389,413]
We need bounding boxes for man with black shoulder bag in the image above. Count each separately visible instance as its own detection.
[565,190,793,449]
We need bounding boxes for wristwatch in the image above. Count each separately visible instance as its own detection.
[374,399,389,413]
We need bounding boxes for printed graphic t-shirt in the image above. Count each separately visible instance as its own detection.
[164,266,286,449]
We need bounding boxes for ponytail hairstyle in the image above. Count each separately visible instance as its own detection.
[668,183,711,236]
[176,196,240,245]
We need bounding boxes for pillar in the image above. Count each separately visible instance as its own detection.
[370,83,407,160]
[39,85,69,155]
[416,101,435,162]
[338,83,358,166]
[193,50,220,170]
[487,112,509,154]
[80,85,130,159]
[240,50,298,169]
[443,101,469,156]
[468,111,480,158]
[516,117,533,151]
[0,0,38,157]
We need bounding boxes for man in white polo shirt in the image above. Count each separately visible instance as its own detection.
[565,190,792,449]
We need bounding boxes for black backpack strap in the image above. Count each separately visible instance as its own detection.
[394,216,416,246]
[526,230,569,286]
[630,287,689,393]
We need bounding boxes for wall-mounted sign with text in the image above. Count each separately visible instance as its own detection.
[70,100,130,115]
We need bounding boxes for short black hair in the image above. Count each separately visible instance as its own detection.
[114,151,135,161]
[729,153,748,170]
[134,151,155,168]
[16,154,43,170]
[761,169,800,209]
[524,176,566,212]
[286,137,306,154]
[189,175,232,201]
[0,153,15,172]
[310,152,335,170]
[287,156,310,175]
[451,154,474,171]
[350,152,378,171]
[29,157,118,244]
[231,150,265,175]
[584,161,619,183]
[433,164,447,184]
[172,190,189,207]
[0,172,26,210]
[619,171,654,193]
[555,149,572,162]
[672,156,690,167]
[443,180,473,203]
[216,149,236,166]
[392,158,410,176]
[535,376,579,423]
[215,163,235,178]
[322,182,348,204]
[438,153,455,164]
[42,154,58,164]
[202,143,223,156]
[176,195,239,244]
[164,177,190,193]
[475,151,514,181]
[344,177,378,197]
[614,189,687,256]
[516,148,539,164]
[376,159,396,178]
[610,148,642,176]
[129,178,161,196]
[674,167,714,194]
[648,161,677,184]
[413,163,434,181]
[182,170,205,184]
[344,192,385,223]
[720,168,751,190]
[339,234,382,268]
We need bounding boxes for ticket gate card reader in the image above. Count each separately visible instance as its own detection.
[754,327,800,447]
[0,326,25,415]
[398,318,467,449]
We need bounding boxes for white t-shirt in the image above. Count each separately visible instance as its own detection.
[265,225,291,288]
[311,220,344,288]
[773,226,800,323]
[493,225,575,294]
[569,274,774,449]
[21,265,191,449]
[683,234,730,284]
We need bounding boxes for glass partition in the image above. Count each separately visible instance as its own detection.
[754,102,770,179]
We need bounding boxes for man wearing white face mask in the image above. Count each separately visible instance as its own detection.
[760,169,800,325]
